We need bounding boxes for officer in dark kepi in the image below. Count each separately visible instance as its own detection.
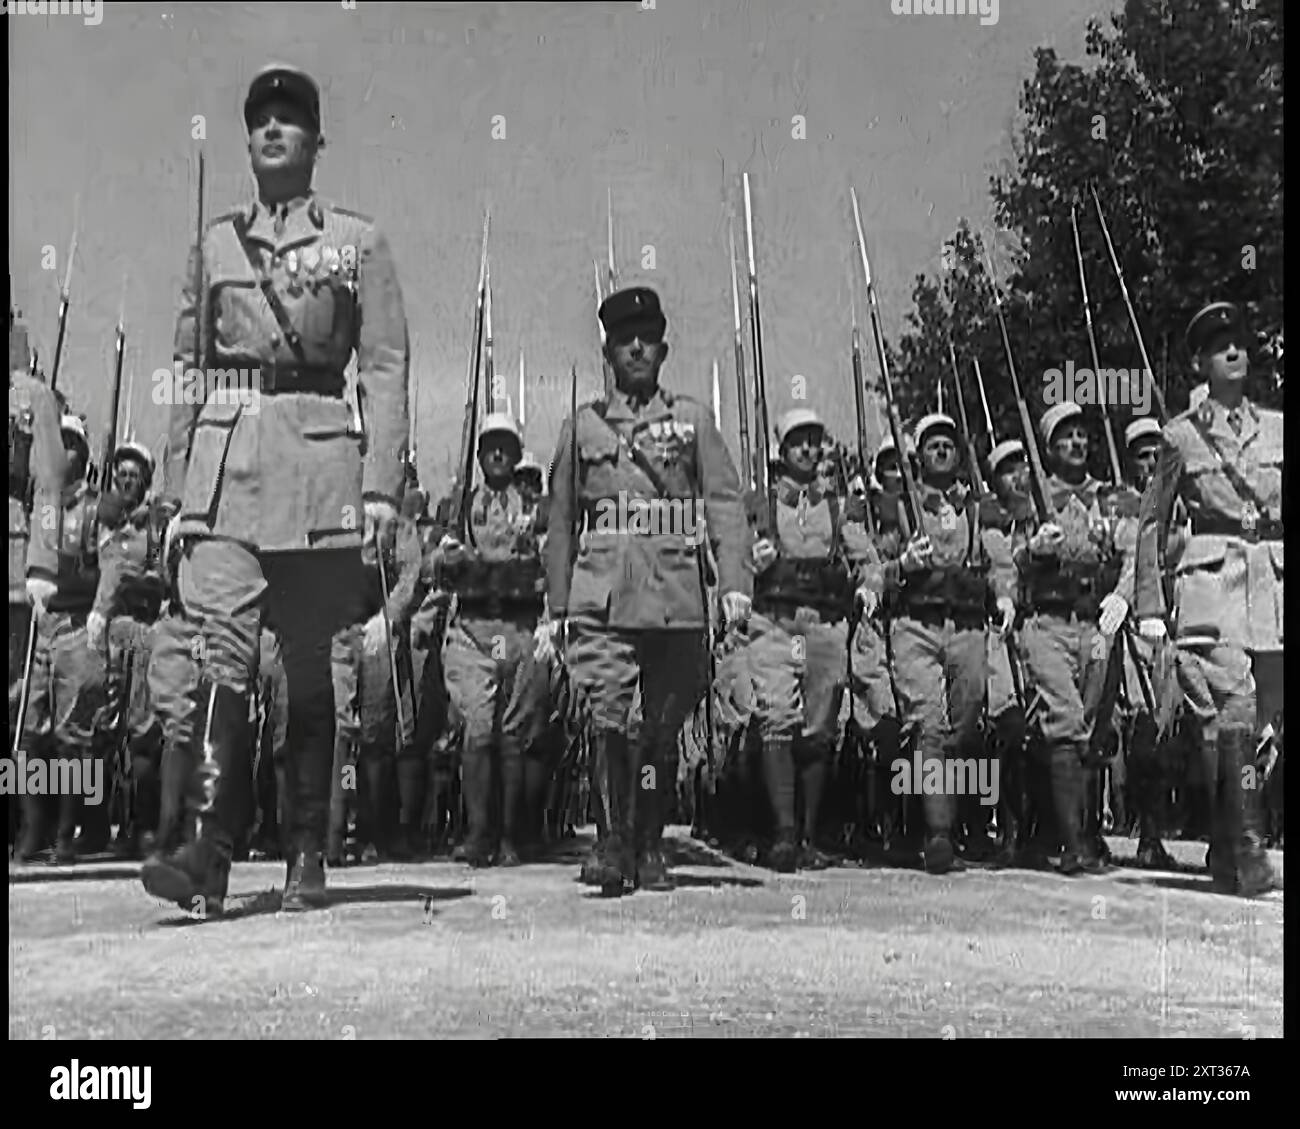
[543,286,750,895]
[1135,302,1280,897]
[142,63,409,917]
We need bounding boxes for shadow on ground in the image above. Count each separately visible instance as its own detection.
[155,883,472,927]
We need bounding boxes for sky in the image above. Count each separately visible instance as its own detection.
[9,0,1105,495]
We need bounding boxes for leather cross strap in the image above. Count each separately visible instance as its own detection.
[231,214,308,363]
[1186,408,1274,521]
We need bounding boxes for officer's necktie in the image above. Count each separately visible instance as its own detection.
[1227,407,1243,436]
[273,205,287,240]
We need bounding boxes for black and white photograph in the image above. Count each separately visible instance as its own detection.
[7,0,1283,1061]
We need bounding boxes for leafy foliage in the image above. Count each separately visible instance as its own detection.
[890,0,1283,479]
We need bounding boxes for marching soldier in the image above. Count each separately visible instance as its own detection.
[1135,302,1280,897]
[746,408,874,871]
[544,286,750,895]
[982,439,1032,865]
[15,415,105,863]
[1016,402,1125,875]
[142,64,409,917]
[863,414,1016,873]
[427,413,549,867]
[87,440,168,858]
[1110,417,1179,870]
[328,480,423,864]
[9,310,67,854]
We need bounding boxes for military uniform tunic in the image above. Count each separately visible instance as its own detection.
[545,386,748,734]
[166,193,409,848]
[1134,396,1283,736]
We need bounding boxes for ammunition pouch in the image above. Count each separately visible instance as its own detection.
[897,563,990,624]
[1026,558,1118,621]
[119,573,166,623]
[755,555,854,619]
[444,556,545,617]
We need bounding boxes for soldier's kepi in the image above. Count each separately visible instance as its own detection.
[141,63,409,918]
[544,285,751,895]
[1134,301,1279,897]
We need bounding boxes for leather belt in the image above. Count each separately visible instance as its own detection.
[217,364,344,397]
[1191,516,1282,542]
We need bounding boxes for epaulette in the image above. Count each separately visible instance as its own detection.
[325,203,374,224]
[207,209,245,232]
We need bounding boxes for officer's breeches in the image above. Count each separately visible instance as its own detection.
[22,610,106,753]
[178,539,365,841]
[1020,615,1119,755]
[744,608,848,758]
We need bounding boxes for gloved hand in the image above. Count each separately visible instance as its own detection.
[899,535,933,573]
[26,577,56,614]
[855,585,879,619]
[362,612,388,658]
[751,537,778,573]
[87,610,108,652]
[1097,592,1130,636]
[1028,522,1065,558]
[1137,617,1167,641]
[721,591,752,629]
[995,596,1016,635]
[364,499,398,549]
[533,619,562,662]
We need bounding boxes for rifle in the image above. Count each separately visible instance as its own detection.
[727,220,752,488]
[1069,206,1124,486]
[595,259,614,397]
[607,186,619,294]
[193,153,206,377]
[983,246,1055,525]
[448,208,491,542]
[741,174,775,533]
[483,256,495,403]
[848,266,869,474]
[376,546,412,747]
[109,640,137,843]
[102,275,128,477]
[1089,185,1168,423]
[49,200,79,394]
[710,358,722,431]
[11,609,37,759]
[946,341,987,497]
[850,186,923,536]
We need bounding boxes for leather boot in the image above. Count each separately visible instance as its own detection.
[327,732,354,866]
[52,759,80,865]
[521,752,552,858]
[1217,725,1275,897]
[920,750,961,875]
[73,749,113,856]
[141,681,249,918]
[590,729,634,895]
[282,835,327,911]
[356,744,395,862]
[633,739,672,892]
[498,743,524,867]
[459,740,495,867]
[15,746,52,861]
[761,736,798,873]
[797,754,831,870]
[1050,743,1091,876]
[391,750,427,861]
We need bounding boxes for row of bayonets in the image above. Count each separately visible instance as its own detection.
[450,175,1167,546]
[17,192,140,480]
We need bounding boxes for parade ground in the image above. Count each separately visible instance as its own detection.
[9,830,1283,1039]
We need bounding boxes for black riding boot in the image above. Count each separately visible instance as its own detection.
[797,755,832,870]
[920,750,960,875]
[1216,725,1275,897]
[141,681,250,918]
[498,743,524,867]
[391,749,427,860]
[459,740,495,867]
[761,735,798,873]
[1050,744,1097,875]
[633,738,672,891]
[590,729,634,895]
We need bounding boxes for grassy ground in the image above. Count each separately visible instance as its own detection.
[8,831,1282,1039]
